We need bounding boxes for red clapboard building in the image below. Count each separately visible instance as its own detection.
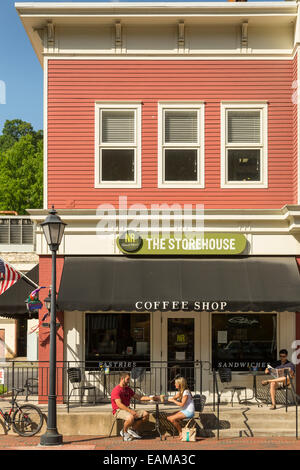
[16,1,300,404]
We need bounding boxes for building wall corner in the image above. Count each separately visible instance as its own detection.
[38,255,65,403]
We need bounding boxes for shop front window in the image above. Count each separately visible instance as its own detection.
[212,314,277,371]
[85,313,150,367]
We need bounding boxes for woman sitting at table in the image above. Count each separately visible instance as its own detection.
[167,377,195,440]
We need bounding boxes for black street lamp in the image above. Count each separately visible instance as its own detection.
[40,206,66,446]
[43,291,51,312]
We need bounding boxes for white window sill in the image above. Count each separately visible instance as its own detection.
[158,183,205,189]
[221,182,268,189]
[95,182,141,189]
[0,244,34,252]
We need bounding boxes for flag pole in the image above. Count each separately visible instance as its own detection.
[21,274,40,289]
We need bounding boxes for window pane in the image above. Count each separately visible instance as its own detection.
[102,110,135,143]
[227,149,260,182]
[228,110,260,143]
[165,111,198,143]
[165,149,197,181]
[102,149,134,181]
[85,313,150,365]
[212,314,277,371]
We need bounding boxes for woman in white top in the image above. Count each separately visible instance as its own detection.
[167,377,195,440]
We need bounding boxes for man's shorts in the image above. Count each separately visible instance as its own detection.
[115,409,145,421]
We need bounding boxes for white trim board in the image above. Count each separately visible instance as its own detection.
[43,56,48,210]
[43,54,295,62]
[298,47,300,205]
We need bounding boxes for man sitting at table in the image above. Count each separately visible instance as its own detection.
[261,349,296,410]
[111,371,159,441]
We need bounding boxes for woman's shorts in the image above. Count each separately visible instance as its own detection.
[181,409,195,419]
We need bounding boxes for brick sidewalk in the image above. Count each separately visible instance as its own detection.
[0,435,300,450]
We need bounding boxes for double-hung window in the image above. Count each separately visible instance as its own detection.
[158,103,205,188]
[95,103,141,188]
[221,102,268,188]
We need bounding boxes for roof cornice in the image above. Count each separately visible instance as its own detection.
[15,2,299,67]
[15,1,298,15]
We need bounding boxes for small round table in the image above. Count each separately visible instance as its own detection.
[237,371,266,407]
[150,400,175,440]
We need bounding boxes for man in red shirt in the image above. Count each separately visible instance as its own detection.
[111,371,158,441]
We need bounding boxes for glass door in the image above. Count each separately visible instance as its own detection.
[167,317,195,392]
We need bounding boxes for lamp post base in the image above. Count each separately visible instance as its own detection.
[40,429,63,446]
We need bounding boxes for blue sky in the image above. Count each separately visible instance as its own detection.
[0,0,282,135]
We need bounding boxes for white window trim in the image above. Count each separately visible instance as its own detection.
[221,102,268,189]
[94,102,142,188]
[158,102,205,189]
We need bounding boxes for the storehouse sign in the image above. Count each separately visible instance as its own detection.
[117,231,247,255]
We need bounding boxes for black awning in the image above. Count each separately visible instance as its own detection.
[0,265,39,319]
[57,256,300,312]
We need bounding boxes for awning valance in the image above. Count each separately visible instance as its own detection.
[0,265,39,319]
[57,256,300,313]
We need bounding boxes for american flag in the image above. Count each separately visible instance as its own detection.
[0,258,22,295]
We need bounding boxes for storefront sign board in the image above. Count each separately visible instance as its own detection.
[117,231,247,255]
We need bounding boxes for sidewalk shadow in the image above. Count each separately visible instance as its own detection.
[62,437,107,444]
[0,417,8,435]
[197,413,230,437]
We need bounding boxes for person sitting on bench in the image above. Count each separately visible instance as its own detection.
[167,377,195,440]
[111,371,159,441]
[262,349,295,410]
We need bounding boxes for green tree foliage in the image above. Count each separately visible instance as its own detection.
[0,120,43,214]
[2,119,34,140]
[0,119,42,152]
[0,133,15,153]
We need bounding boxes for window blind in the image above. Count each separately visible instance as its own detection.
[0,219,33,245]
[0,220,9,244]
[227,110,261,144]
[102,110,135,143]
[165,111,198,143]
[22,220,34,244]
[10,219,22,244]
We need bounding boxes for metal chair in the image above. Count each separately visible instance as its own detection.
[130,367,146,396]
[108,411,121,438]
[193,393,206,413]
[254,375,295,406]
[218,368,247,406]
[67,367,96,412]
[23,377,38,401]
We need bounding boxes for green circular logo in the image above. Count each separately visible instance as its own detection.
[118,231,143,253]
